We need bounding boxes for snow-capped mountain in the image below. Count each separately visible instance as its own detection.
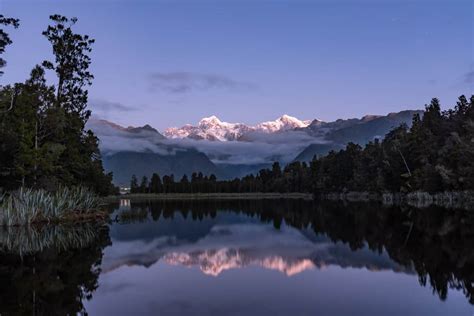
[164,116,252,141]
[164,114,313,141]
[256,114,312,133]
[88,110,421,183]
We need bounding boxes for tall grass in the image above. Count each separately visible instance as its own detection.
[0,187,102,226]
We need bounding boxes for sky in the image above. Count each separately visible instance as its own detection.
[1,0,473,131]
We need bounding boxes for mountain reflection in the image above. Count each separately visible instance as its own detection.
[102,221,409,277]
[108,199,474,304]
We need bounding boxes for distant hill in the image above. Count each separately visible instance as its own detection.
[216,163,273,179]
[325,110,422,145]
[293,143,344,162]
[87,118,167,139]
[294,110,423,162]
[103,149,221,186]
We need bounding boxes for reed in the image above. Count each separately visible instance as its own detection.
[0,187,102,226]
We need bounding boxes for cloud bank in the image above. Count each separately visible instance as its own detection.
[87,117,328,165]
[148,72,256,93]
[90,99,136,113]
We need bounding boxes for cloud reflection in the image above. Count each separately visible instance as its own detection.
[101,223,409,277]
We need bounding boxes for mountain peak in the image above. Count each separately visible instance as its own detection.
[126,124,161,135]
[277,114,311,126]
[257,114,311,133]
[165,114,312,141]
[279,114,296,120]
[361,115,382,122]
[199,115,223,126]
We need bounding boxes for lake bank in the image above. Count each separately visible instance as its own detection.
[105,192,314,201]
[320,191,474,209]
[106,191,474,209]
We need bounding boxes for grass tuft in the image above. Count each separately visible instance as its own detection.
[0,187,102,226]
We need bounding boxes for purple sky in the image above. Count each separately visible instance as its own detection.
[1,0,473,130]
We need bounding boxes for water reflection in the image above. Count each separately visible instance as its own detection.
[1,200,473,315]
[0,224,110,315]
[105,199,474,305]
[103,220,409,277]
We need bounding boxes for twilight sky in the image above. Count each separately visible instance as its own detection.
[1,0,473,130]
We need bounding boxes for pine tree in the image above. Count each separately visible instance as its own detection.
[130,175,138,194]
[139,176,148,193]
[149,173,162,193]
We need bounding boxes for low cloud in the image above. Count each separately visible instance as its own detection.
[148,72,256,93]
[88,117,329,165]
[167,131,326,165]
[463,70,474,84]
[90,99,136,112]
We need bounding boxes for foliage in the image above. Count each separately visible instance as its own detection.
[0,14,20,75]
[0,186,101,226]
[0,15,116,195]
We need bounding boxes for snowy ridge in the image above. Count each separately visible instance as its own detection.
[164,114,313,141]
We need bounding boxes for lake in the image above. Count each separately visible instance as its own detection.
[1,199,473,315]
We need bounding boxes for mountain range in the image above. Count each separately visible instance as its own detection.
[164,114,313,141]
[88,110,422,185]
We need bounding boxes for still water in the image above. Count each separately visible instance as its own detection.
[1,199,473,315]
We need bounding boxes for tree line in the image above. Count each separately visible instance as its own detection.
[0,15,116,195]
[130,95,474,194]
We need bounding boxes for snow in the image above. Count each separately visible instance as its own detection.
[164,114,312,141]
[256,114,311,133]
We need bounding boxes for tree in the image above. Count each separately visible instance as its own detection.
[179,174,190,193]
[38,15,113,193]
[0,14,115,194]
[130,175,138,194]
[0,67,56,189]
[149,173,162,193]
[162,175,175,193]
[139,176,148,193]
[42,15,94,113]
[0,15,20,76]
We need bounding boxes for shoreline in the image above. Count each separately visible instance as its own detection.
[105,192,314,201]
[319,191,474,208]
[105,191,474,208]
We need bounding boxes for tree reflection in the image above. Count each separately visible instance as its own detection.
[119,199,474,304]
[0,224,111,315]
